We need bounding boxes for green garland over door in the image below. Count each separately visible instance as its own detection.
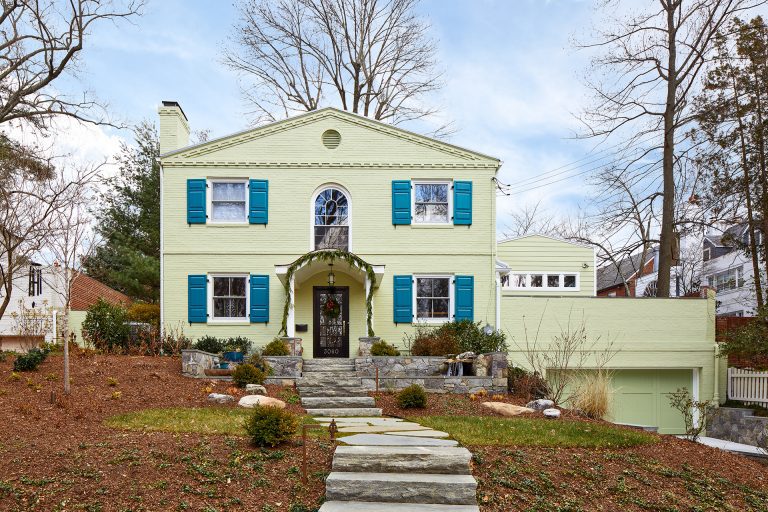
[280,249,376,336]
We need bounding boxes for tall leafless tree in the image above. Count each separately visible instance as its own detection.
[223,0,447,133]
[0,0,142,130]
[579,0,765,297]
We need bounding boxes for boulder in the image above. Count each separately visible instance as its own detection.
[481,402,535,417]
[207,393,234,404]
[526,399,555,411]
[245,384,267,395]
[543,408,561,419]
[238,395,286,409]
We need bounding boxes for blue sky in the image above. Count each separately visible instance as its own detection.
[55,0,614,231]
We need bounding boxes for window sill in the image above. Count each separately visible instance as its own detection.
[205,223,251,228]
[207,320,251,326]
[412,319,452,325]
[410,224,454,229]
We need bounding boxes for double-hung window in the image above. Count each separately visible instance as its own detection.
[413,181,451,224]
[415,276,452,321]
[708,266,744,292]
[210,180,247,223]
[502,272,580,291]
[211,275,248,320]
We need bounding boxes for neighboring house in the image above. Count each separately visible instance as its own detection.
[702,223,763,317]
[0,263,130,348]
[159,103,722,434]
[597,247,685,298]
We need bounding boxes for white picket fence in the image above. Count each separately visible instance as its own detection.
[728,367,768,406]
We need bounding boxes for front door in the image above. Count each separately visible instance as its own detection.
[313,286,350,358]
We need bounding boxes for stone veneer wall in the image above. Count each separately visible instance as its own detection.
[709,407,768,446]
[263,356,303,377]
[181,350,302,380]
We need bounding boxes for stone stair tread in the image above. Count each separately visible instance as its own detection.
[297,387,369,397]
[336,433,458,446]
[319,502,479,512]
[306,408,382,417]
[298,378,362,387]
[301,397,376,408]
[326,472,476,505]
[333,446,472,474]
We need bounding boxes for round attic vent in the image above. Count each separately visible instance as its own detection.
[322,129,341,149]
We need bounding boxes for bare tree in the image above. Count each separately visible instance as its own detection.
[579,0,766,297]
[0,0,142,130]
[0,156,99,324]
[502,201,561,239]
[223,0,446,132]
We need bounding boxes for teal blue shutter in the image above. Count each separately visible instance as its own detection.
[392,180,411,225]
[188,275,207,323]
[454,275,474,321]
[249,180,268,224]
[453,181,472,225]
[250,275,269,323]
[187,179,206,224]
[393,275,413,323]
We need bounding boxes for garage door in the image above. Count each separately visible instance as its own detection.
[608,369,693,435]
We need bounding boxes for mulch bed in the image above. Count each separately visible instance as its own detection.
[374,391,768,511]
[0,353,330,512]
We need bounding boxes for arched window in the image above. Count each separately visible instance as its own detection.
[314,187,349,250]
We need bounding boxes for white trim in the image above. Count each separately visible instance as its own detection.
[310,183,352,252]
[503,271,581,291]
[287,275,295,337]
[412,180,452,226]
[692,368,701,429]
[498,233,593,249]
[495,272,501,330]
[207,273,250,323]
[160,162,164,335]
[207,178,248,224]
[593,247,597,297]
[412,274,454,323]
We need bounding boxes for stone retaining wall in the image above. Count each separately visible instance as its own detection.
[709,407,768,446]
[355,356,446,377]
[181,350,303,379]
[264,356,303,377]
[361,376,506,394]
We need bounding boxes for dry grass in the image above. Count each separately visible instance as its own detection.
[571,370,612,419]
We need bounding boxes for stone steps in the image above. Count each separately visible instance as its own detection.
[332,446,472,475]
[306,407,383,417]
[301,396,376,409]
[297,386,370,397]
[325,472,477,505]
[319,502,480,512]
[298,377,363,387]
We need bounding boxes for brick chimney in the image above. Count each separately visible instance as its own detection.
[158,101,190,154]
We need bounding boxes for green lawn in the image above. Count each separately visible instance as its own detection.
[415,416,658,448]
[105,407,319,436]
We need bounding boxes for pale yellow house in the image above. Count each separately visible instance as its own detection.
[159,103,722,433]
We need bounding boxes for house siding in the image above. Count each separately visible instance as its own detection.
[497,235,595,296]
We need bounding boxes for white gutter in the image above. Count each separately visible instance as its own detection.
[159,161,164,336]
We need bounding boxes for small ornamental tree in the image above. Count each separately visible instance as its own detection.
[668,387,714,442]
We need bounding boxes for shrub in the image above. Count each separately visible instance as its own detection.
[508,367,548,400]
[82,299,130,352]
[13,347,49,372]
[247,352,272,374]
[232,363,266,388]
[224,336,252,354]
[396,384,428,409]
[126,303,161,328]
[262,338,290,356]
[668,387,714,442]
[409,325,460,356]
[194,335,224,354]
[406,321,506,356]
[370,339,400,356]
[244,405,299,447]
[571,371,612,419]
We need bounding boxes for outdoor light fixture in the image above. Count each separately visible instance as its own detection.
[483,323,494,335]
[327,263,336,287]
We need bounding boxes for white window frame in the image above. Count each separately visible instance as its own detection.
[412,180,452,225]
[207,178,248,224]
[502,272,581,292]
[207,273,250,323]
[412,274,454,324]
[712,266,744,293]
[310,184,352,251]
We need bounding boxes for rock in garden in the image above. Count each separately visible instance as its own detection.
[238,395,286,409]
[526,399,555,410]
[481,402,535,417]
[543,408,561,419]
[245,384,267,395]
[207,393,234,403]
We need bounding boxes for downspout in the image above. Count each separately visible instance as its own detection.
[159,161,165,337]
[491,167,500,329]
[495,273,501,330]
[713,342,721,404]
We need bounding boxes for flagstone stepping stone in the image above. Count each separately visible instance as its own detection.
[338,433,458,447]
[320,502,479,511]
[332,446,472,474]
[314,417,403,424]
[382,430,450,438]
[337,424,431,433]
[307,407,382,417]
[325,472,477,505]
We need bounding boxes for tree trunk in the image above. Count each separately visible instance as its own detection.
[657,3,678,298]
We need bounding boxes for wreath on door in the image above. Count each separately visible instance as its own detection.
[323,296,341,319]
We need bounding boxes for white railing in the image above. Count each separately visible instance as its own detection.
[728,367,768,406]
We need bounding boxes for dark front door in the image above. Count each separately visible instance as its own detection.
[313,286,350,358]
